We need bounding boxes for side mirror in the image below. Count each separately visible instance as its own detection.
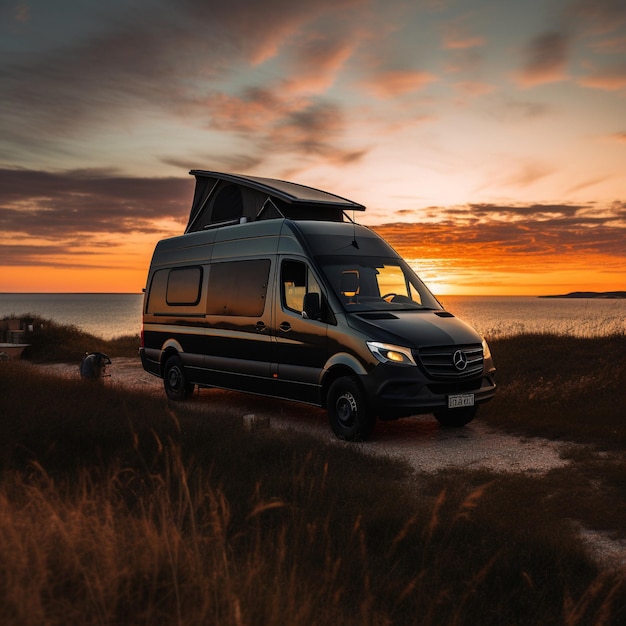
[302,292,321,320]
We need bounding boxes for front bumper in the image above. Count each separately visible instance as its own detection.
[360,362,496,419]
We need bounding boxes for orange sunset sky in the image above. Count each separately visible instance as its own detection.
[1,0,625,296]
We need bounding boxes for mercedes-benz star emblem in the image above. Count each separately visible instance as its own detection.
[453,349,468,371]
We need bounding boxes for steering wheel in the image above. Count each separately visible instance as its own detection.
[381,292,397,302]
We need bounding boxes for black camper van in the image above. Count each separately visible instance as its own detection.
[140,171,496,440]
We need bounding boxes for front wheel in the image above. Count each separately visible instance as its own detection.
[327,376,375,441]
[163,355,195,400]
[434,406,477,428]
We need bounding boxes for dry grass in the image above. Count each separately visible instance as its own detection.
[2,314,139,363]
[2,354,626,625]
[483,334,626,447]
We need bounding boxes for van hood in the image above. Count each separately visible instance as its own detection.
[347,310,482,347]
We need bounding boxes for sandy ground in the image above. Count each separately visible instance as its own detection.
[36,356,626,570]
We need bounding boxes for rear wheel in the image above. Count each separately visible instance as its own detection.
[163,355,195,400]
[434,406,477,428]
[327,376,375,441]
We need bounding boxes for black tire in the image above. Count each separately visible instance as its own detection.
[163,355,195,400]
[327,376,375,441]
[434,406,477,428]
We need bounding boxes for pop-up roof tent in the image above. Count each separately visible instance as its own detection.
[185,170,366,233]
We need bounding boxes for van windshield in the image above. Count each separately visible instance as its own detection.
[316,255,442,312]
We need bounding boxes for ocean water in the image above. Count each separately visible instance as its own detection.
[438,295,626,339]
[0,293,144,340]
[0,293,624,340]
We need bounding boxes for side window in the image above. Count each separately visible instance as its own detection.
[166,267,203,306]
[146,267,203,313]
[145,269,168,313]
[281,260,321,314]
[207,259,270,316]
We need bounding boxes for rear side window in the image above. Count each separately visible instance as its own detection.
[166,267,203,306]
[207,259,270,317]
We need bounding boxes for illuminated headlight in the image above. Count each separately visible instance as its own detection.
[367,341,417,366]
[482,338,492,360]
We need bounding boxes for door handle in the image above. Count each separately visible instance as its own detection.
[279,321,291,332]
[255,321,266,332]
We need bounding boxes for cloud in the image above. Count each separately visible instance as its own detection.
[0,0,366,141]
[566,0,626,36]
[566,175,614,195]
[0,168,190,239]
[0,0,374,175]
[516,31,570,86]
[361,69,438,98]
[441,16,485,50]
[268,102,369,163]
[191,88,289,133]
[474,160,555,193]
[453,81,495,98]
[579,64,626,90]
[373,201,626,261]
[185,88,368,165]
[0,243,111,268]
[589,35,626,54]
[281,32,357,95]
[2,167,624,276]
[611,132,626,144]
[491,99,552,122]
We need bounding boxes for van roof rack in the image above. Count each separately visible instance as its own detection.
[185,170,365,233]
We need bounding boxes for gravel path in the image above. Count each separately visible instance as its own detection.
[39,357,569,474]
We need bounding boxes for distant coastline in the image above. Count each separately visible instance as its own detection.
[539,291,626,299]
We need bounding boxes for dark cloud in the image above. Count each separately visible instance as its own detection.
[190,89,369,164]
[516,31,570,86]
[0,243,110,268]
[0,167,191,239]
[374,201,626,260]
[567,0,626,36]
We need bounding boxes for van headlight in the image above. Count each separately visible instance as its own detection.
[482,338,491,360]
[367,341,417,366]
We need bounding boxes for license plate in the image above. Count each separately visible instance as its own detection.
[448,393,475,409]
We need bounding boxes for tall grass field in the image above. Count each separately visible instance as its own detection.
[1,319,625,625]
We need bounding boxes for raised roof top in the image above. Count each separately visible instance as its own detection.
[185,170,365,233]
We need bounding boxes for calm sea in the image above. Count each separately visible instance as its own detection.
[0,293,624,340]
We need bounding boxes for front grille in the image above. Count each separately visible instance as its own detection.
[417,344,483,380]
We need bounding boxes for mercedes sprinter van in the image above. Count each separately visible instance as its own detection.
[140,171,496,440]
